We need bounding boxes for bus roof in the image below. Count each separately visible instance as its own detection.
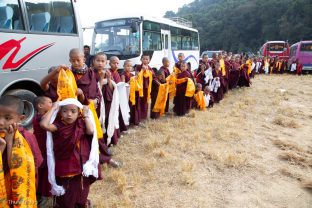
[95,15,198,32]
[265,41,287,44]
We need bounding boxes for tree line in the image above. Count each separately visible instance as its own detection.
[164,0,312,53]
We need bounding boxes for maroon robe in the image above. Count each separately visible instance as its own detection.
[150,79,166,119]
[32,114,51,196]
[229,62,240,89]
[110,69,128,132]
[237,64,251,87]
[173,70,192,116]
[196,62,209,87]
[52,116,97,207]
[44,84,58,102]
[159,66,170,113]
[223,60,231,93]
[123,72,141,125]
[73,68,102,115]
[212,69,224,103]
[136,64,155,120]
[101,83,120,146]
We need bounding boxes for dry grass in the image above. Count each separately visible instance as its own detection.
[89,75,312,207]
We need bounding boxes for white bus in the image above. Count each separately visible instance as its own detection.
[91,16,200,71]
[0,0,82,126]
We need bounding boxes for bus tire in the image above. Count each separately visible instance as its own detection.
[4,89,36,129]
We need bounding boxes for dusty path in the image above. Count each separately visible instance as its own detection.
[90,74,312,208]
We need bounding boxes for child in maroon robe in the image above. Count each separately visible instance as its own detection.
[204,86,214,108]
[0,95,43,204]
[69,48,102,116]
[108,56,128,133]
[33,96,53,205]
[159,57,171,113]
[92,53,120,167]
[150,70,166,119]
[212,62,225,103]
[135,54,155,120]
[173,62,192,116]
[41,66,60,102]
[121,60,141,125]
[238,60,251,88]
[40,101,97,208]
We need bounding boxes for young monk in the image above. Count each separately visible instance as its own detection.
[174,53,185,73]
[212,61,225,102]
[121,60,141,125]
[173,62,194,116]
[0,95,43,207]
[40,99,97,208]
[159,57,171,113]
[203,85,214,108]
[150,70,166,119]
[92,53,121,166]
[69,48,102,116]
[32,96,53,206]
[238,59,251,88]
[135,54,155,120]
[193,83,205,111]
[108,56,128,133]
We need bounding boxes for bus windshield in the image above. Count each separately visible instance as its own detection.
[94,24,140,58]
[267,43,286,52]
[300,43,312,53]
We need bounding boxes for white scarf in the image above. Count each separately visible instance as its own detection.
[106,80,120,145]
[204,94,211,107]
[291,63,297,72]
[46,98,99,196]
[98,82,106,132]
[209,77,220,93]
[116,82,130,126]
[256,61,261,73]
[204,67,213,84]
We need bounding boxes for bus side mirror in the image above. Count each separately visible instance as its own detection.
[131,22,139,33]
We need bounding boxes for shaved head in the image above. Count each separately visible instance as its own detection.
[69,48,84,58]
[0,95,24,115]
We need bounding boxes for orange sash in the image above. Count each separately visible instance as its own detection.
[1,131,36,207]
[185,78,195,97]
[152,83,169,116]
[194,91,206,111]
[88,102,103,138]
[137,69,153,102]
[220,58,226,76]
[57,68,78,101]
[166,74,177,99]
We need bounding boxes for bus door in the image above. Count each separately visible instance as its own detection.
[161,29,170,59]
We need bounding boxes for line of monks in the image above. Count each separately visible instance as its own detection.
[1,49,261,207]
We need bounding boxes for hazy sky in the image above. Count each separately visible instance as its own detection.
[76,0,194,44]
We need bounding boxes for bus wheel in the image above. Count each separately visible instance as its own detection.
[5,89,36,129]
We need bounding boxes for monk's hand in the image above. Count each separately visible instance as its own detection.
[142,65,148,71]
[52,101,60,111]
[5,123,18,145]
[89,99,98,109]
[58,64,69,71]
[82,105,90,117]
[0,137,6,153]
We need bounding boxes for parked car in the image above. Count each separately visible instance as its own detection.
[201,50,223,60]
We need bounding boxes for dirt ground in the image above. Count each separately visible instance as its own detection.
[89,74,312,208]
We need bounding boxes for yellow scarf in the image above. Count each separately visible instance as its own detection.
[0,131,36,207]
[57,68,78,101]
[185,78,195,97]
[88,102,103,139]
[246,59,252,75]
[194,91,206,111]
[137,69,153,103]
[152,83,169,116]
[275,61,282,71]
[166,74,177,99]
[0,151,8,207]
[173,66,181,75]
[220,58,226,76]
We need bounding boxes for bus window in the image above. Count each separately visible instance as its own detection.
[182,36,191,50]
[0,0,24,30]
[171,35,182,50]
[143,31,161,51]
[267,43,285,52]
[25,0,76,34]
[300,43,312,52]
